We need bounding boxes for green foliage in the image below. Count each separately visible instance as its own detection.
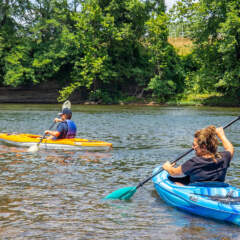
[172,0,240,98]
[148,76,177,101]
[1,0,239,105]
[0,34,4,83]
[57,0,177,102]
[89,89,114,104]
[120,95,142,104]
[4,43,35,86]
[146,13,184,101]
[0,0,185,104]
[1,0,74,87]
[58,0,116,101]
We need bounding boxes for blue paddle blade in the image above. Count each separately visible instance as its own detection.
[104,186,137,200]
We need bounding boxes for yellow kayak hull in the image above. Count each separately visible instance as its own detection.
[0,133,112,151]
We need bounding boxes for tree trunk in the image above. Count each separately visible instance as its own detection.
[235,32,240,60]
[0,0,9,27]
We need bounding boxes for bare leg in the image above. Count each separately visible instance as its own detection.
[175,182,185,186]
[46,136,55,140]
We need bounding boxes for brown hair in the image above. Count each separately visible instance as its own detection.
[194,125,221,162]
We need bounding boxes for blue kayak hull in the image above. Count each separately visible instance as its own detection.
[152,167,240,225]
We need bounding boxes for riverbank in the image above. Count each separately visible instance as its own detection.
[0,86,239,107]
[167,93,240,107]
[0,83,85,104]
[118,93,240,107]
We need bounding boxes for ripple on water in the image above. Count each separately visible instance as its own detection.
[0,105,239,239]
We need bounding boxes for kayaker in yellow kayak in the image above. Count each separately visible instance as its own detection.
[162,125,234,185]
[44,108,77,140]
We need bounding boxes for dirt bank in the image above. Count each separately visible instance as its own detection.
[0,82,85,103]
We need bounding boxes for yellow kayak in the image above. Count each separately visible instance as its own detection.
[0,133,112,151]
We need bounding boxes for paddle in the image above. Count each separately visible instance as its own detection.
[27,100,71,153]
[104,115,240,200]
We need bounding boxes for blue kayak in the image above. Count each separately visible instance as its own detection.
[152,166,240,225]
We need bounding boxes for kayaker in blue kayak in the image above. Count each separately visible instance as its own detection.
[162,125,234,185]
[44,108,77,139]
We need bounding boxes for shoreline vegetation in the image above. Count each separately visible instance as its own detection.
[1,1,239,107]
[0,36,239,107]
[1,36,238,107]
[116,93,240,107]
[0,85,239,106]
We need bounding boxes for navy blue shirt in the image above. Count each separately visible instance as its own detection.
[182,151,232,183]
[56,122,68,139]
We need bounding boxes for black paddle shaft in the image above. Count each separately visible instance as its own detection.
[136,115,240,189]
[38,121,56,145]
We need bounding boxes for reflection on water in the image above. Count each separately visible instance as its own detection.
[44,151,112,165]
[0,105,239,239]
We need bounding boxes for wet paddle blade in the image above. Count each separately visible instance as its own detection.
[104,186,137,200]
[27,144,39,153]
[62,100,71,110]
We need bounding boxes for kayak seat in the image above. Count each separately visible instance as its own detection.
[168,175,190,185]
[168,176,230,189]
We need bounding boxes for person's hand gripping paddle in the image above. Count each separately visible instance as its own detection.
[104,115,240,200]
[27,100,71,153]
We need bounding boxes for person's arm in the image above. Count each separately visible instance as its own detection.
[216,127,234,157]
[44,130,60,138]
[54,118,63,123]
[44,121,63,138]
[162,161,183,176]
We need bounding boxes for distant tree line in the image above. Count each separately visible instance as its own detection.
[0,0,239,103]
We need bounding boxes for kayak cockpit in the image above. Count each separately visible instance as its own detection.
[153,168,240,225]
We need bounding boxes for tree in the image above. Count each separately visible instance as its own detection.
[0,0,185,104]
[146,13,184,101]
[59,0,166,102]
[171,0,240,97]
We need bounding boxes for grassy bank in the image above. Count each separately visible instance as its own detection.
[116,93,239,107]
[168,37,193,56]
[167,93,240,107]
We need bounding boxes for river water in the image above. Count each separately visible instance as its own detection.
[0,104,240,239]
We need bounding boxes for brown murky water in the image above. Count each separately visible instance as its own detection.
[0,104,239,239]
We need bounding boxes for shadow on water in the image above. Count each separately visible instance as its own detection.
[0,105,239,239]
